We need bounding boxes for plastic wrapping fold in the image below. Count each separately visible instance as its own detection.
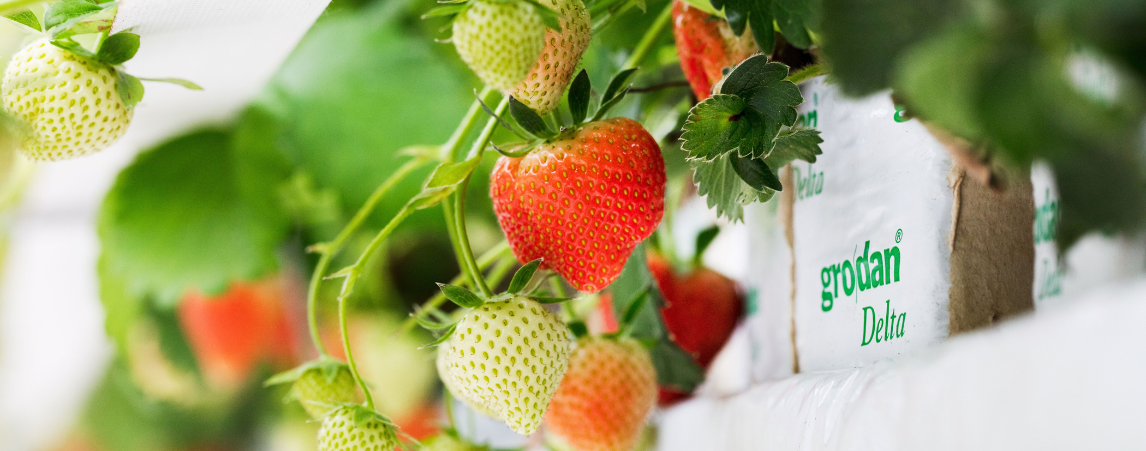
[660,278,1146,451]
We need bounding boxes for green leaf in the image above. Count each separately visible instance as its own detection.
[771,0,818,49]
[4,11,41,32]
[568,70,591,124]
[694,225,720,261]
[708,0,782,51]
[148,302,201,377]
[97,255,142,356]
[691,152,776,221]
[730,154,782,191]
[819,0,962,96]
[650,338,704,391]
[138,78,203,90]
[99,131,291,305]
[766,128,823,166]
[601,67,638,105]
[96,32,139,65]
[893,26,988,141]
[608,244,664,341]
[509,96,556,139]
[508,258,543,293]
[679,94,760,160]
[51,39,94,58]
[437,283,484,308]
[719,58,803,151]
[44,0,102,30]
[115,71,144,108]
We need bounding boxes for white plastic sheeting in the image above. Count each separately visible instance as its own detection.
[659,278,1146,450]
[0,2,329,450]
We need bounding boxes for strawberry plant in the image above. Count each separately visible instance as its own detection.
[8,0,1142,448]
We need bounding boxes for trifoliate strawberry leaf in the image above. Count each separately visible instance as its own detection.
[508,258,543,294]
[115,71,144,108]
[730,154,782,191]
[99,131,291,305]
[720,58,803,152]
[509,97,557,139]
[568,70,591,125]
[96,32,139,65]
[4,11,41,32]
[437,283,485,308]
[679,94,763,160]
[691,152,776,221]
[768,128,823,165]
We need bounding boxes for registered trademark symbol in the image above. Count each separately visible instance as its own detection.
[895,229,903,243]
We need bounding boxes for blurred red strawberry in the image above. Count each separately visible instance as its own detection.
[178,277,297,389]
[672,0,760,101]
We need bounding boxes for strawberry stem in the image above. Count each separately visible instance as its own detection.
[396,242,512,337]
[622,1,674,70]
[305,157,424,358]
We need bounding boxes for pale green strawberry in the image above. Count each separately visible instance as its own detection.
[439,296,571,434]
[437,345,497,418]
[511,0,591,114]
[1,39,132,161]
[292,365,359,420]
[452,0,546,92]
[317,406,400,451]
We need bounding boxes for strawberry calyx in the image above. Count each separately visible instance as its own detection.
[493,67,640,158]
[423,0,564,35]
[264,355,349,387]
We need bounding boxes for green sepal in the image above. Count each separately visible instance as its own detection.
[438,283,485,308]
[509,97,557,139]
[428,155,482,188]
[730,154,782,192]
[419,322,458,349]
[50,39,94,58]
[591,68,638,121]
[138,78,203,90]
[567,320,588,338]
[617,285,651,335]
[530,296,575,304]
[349,405,399,435]
[115,71,145,109]
[96,32,139,65]
[264,357,350,387]
[414,311,458,331]
[693,225,720,264]
[524,0,562,31]
[508,258,543,293]
[650,337,705,391]
[422,3,469,19]
[568,70,591,125]
[4,11,41,32]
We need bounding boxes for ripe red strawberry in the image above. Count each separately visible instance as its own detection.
[545,336,657,451]
[178,277,296,389]
[490,117,666,292]
[511,0,591,114]
[671,1,760,101]
[647,251,742,368]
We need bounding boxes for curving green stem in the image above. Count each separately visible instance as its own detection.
[305,158,423,357]
[396,242,513,337]
[335,201,419,409]
[623,1,674,70]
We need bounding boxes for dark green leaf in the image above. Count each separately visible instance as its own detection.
[149,302,201,377]
[819,0,962,95]
[893,26,989,141]
[618,288,650,331]
[509,97,557,139]
[4,11,40,32]
[99,131,290,305]
[766,128,823,166]
[608,244,664,341]
[44,0,102,31]
[115,71,144,108]
[438,283,484,308]
[679,94,762,160]
[691,152,776,221]
[694,225,720,261]
[730,154,782,191]
[138,78,203,90]
[650,338,705,391]
[508,258,543,293]
[96,32,139,65]
[771,0,817,49]
[568,70,591,124]
[719,58,803,151]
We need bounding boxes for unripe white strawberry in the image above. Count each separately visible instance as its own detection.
[439,296,571,434]
[1,39,132,161]
[452,0,547,92]
[317,406,400,451]
[511,0,591,114]
[437,345,497,418]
